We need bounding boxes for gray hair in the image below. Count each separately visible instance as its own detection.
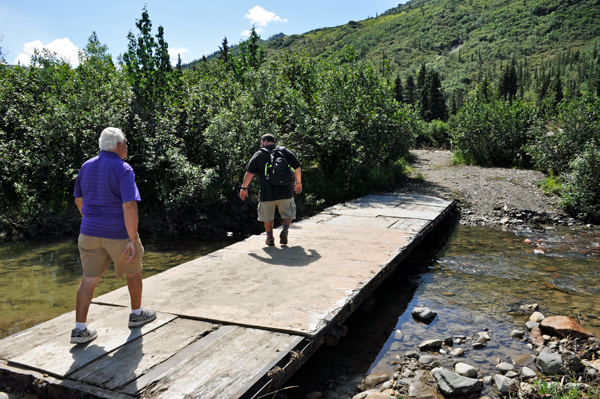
[99,127,126,151]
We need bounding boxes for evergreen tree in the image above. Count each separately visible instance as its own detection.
[176,54,183,73]
[219,37,230,65]
[498,59,518,101]
[405,74,416,105]
[394,75,404,103]
[423,69,448,121]
[537,69,550,102]
[417,63,427,96]
[552,73,564,108]
[480,78,492,102]
[123,6,173,108]
[234,27,265,81]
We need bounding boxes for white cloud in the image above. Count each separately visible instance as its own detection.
[14,38,79,66]
[241,28,264,37]
[245,6,287,26]
[168,47,189,66]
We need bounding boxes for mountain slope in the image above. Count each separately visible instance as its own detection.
[263,0,600,97]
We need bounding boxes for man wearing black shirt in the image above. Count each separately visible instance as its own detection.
[240,134,302,246]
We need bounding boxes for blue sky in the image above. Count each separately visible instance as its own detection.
[1,0,407,67]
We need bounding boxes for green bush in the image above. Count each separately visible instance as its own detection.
[527,97,600,174]
[449,92,538,167]
[561,142,600,222]
[417,119,450,148]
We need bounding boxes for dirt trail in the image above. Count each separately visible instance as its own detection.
[395,150,581,227]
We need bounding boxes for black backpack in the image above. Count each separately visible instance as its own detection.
[261,146,294,186]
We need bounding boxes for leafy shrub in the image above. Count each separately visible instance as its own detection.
[449,92,538,167]
[527,97,600,174]
[561,142,600,222]
[417,119,450,148]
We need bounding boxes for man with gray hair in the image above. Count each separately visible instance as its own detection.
[71,127,155,344]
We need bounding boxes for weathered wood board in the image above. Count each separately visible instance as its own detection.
[69,318,217,390]
[120,325,302,399]
[0,304,175,377]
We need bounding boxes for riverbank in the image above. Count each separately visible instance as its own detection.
[299,305,600,399]
[397,150,585,228]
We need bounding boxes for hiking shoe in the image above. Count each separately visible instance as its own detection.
[129,309,157,327]
[70,327,97,344]
[280,230,288,245]
[266,236,275,246]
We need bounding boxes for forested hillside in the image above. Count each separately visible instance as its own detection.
[264,0,600,102]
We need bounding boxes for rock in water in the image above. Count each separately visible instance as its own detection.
[525,321,539,330]
[411,306,437,323]
[431,367,483,396]
[450,348,465,357]
[511,330,525,338]
[454,362,478,378]
[497,362,516,373]
[418,339,444,351]
[361,373,391,391]
[540,316,595,339]
[530,312,545,322]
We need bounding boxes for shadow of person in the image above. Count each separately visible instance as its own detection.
[247,245,321,267]
[65,339,108,376]
[66,328,146,391]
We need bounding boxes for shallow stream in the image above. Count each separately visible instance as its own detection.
[0,221,599,398]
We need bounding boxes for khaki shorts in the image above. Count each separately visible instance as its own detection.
[257,198,296,222]
[78,234,144,279]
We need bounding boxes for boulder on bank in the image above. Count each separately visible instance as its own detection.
[536,348,563,375]
[431,367,483,396]
[494,374,517,395]
[536,348,584,375]
[540,316,595,340]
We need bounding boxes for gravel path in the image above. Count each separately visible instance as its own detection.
[394,150,581,227]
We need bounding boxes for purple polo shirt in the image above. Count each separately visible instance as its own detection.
[74,151,141,239]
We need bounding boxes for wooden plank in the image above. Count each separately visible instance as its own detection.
[388,218,430,234]
[130,326,301,399]
[322,215,399,229]
[390,193,452,206]
[0,362,136,399]
[325,206,442,220]
[0,304,175,377]
[121,324,237,395]
[230,335,304,399]
[70,318,216,390]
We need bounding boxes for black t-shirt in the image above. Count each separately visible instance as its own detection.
[247,144,301,202]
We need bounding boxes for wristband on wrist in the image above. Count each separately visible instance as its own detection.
[241,187,248,190]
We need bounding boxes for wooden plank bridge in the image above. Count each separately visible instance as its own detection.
[0,193,453,399]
